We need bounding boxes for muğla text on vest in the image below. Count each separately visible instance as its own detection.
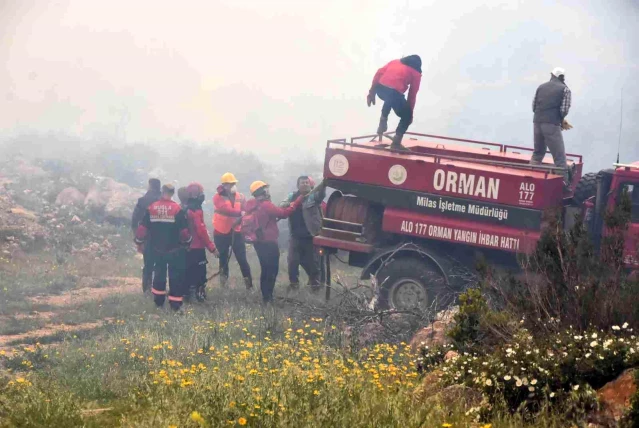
[432,170,500,200]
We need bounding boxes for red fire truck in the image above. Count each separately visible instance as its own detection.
[314,132,639,310]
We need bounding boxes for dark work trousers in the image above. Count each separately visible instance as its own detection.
[376,84,413,135]
[214,231,252,279]
[288,237,320,286]
[142,243,154,293]
[151,249,186,310]
[186,249,208,292]
[253,241,280,303]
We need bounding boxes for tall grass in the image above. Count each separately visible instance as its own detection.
[0,293,573,427]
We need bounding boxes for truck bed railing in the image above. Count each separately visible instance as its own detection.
[336,131,583,165]
[327,137,572,178]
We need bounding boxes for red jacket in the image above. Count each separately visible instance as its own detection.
[213,186,245,234]
[135,199,191,253]
[244,197,303,243]
[370,59,422,111]
[187,208,216,252]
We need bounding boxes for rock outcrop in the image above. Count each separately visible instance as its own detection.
[55,187,85,207]
[84,178,141,222]
[409,307,458,353]
[596,369,637,422]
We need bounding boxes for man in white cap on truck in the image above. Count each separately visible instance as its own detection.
[530,67,573,189]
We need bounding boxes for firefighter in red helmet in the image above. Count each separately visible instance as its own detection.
[185,182,219,301]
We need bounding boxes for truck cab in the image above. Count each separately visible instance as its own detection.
[585,163,639,270]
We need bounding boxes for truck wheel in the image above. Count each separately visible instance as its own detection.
[573,172,599,205]
[376,258,449,311]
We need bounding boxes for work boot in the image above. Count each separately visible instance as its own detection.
[287,282,300,295]
[244,277,253,290]
[184,285,195,303]
[196,285,206,302]
[220,274,228,288]
[377,116,388,140]
[390,133,410,152]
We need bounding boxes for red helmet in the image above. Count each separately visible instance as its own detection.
[186,182,204,199]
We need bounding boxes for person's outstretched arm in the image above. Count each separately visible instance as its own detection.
[262,196,303,219]
[407,73,422,112]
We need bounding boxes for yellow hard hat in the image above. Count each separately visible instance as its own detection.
[250,180,268,195]
[221,172,238,184]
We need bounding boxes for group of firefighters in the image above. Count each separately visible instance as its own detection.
[131,174,326,310]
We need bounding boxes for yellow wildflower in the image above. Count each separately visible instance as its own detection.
[238,417,247,426]
[190,411,205,424]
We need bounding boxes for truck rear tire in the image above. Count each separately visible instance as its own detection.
[574,172,599,205]
[376,257,449,311]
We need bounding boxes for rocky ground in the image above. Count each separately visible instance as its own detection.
[0,155,141,261]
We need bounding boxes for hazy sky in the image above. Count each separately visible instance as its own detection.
[1,0,637,170]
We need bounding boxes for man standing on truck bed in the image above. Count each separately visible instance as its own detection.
[367,55,422,150]
[530,67,572,188]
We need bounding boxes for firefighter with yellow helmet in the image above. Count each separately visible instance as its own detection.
[212,172,253,289]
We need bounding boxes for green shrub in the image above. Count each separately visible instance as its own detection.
[448,288,487,348]
[447,288,518,353]
[438,324,639,419]
[483,191,639,333]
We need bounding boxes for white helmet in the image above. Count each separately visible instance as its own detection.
[551,67,565,78]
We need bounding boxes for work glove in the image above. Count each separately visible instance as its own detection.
[561,119,573,131]
[367,92,376,107]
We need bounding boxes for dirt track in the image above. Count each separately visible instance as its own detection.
[27,276,139,307]
[0,276,139,351]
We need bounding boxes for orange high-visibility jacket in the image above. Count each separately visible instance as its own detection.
[212,186,246,234]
